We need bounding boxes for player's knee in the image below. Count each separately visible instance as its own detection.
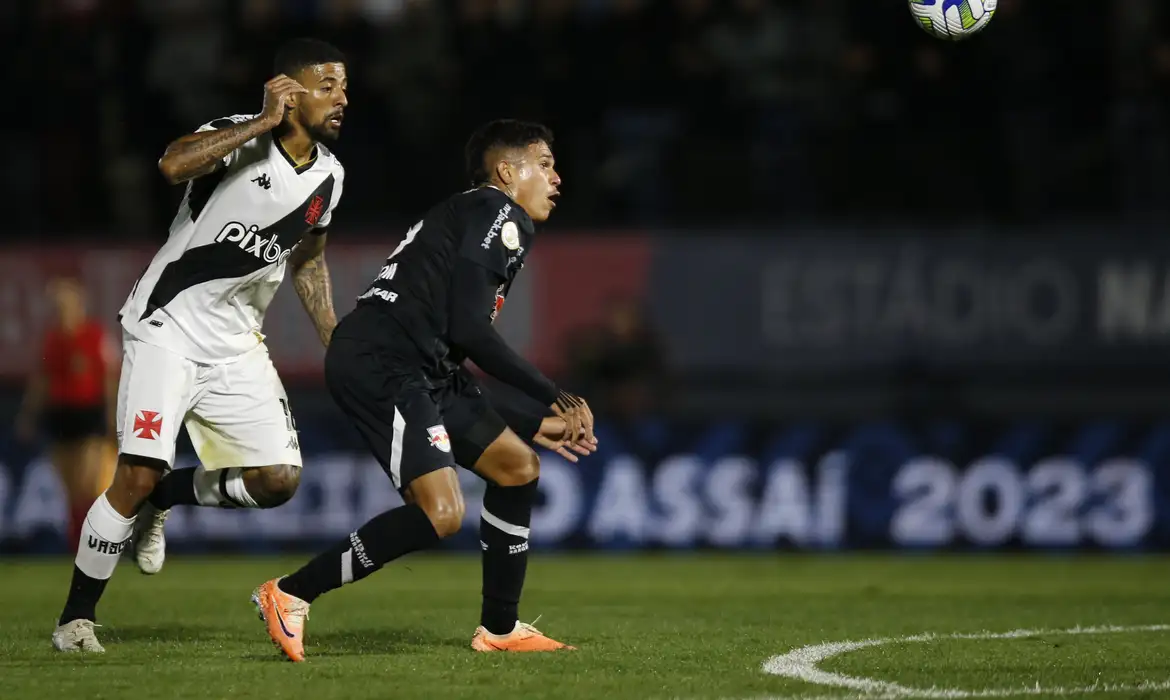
[108,456,167,514]
[245,464,301,508]
[419,496,465,539]
[495,446,540,487]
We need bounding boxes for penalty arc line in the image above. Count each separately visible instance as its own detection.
[758,623,1170,699]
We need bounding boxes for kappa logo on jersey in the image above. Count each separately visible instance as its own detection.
[427,425,452,452]
[215,221,296,264]
[305,195,325,226]
[133,410,163,440]
[252,173,272,190]
[480,204,512,249]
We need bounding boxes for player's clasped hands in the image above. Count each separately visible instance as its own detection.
[260,74,309,128]
[539,392,597,463]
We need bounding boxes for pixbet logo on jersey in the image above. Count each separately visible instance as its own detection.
[216,221,295,264]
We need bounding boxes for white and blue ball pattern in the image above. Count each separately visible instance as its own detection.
[908,0,997,41]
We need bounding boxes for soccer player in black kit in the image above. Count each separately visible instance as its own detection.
[252,120,597,661]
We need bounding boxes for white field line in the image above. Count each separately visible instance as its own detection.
[753,623,1170,700]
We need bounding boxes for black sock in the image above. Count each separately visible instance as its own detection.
[279,503,439,603]
[480,480,538,635]
[59,565,110,625]
[148,468,198,509]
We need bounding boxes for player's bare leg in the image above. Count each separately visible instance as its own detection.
[253,468,457,661]
[470,428,574,652]
[132,463,300,574]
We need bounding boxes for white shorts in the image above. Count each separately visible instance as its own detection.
[115,334,302,471]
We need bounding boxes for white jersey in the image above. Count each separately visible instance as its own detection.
[119,114,345,363]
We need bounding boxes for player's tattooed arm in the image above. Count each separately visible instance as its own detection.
[157,75,307,185]
[289,231,337,347]
[157,119,273,184]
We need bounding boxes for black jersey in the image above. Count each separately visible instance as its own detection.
[339,186,558,406]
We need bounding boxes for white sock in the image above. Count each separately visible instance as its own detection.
[75,494,135,580]
[192,465,259,508]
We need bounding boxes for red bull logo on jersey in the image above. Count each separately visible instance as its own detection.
[492,293,505,322]
[427,425,451,453]
[491,282,505,323]
[216,221,294,264]
[490,283,506,323]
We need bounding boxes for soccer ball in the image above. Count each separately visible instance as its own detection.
[908,0,996,41]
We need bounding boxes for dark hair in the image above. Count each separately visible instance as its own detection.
[465,119,554,185]
[273,38,346,77]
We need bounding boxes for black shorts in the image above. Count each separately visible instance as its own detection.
[42,405,107,443]
[325,335,509,490]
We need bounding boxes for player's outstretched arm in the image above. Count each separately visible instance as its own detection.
[448,260,595,443]
[288,230,337,347]
[449,258,560,406]
[157,75,307,185]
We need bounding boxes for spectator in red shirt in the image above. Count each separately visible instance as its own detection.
[15,278,118,551]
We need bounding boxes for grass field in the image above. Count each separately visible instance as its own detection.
[1,554,1168,700]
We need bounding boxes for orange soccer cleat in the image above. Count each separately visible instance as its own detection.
[470,617,576,653]
[251,578,310,662]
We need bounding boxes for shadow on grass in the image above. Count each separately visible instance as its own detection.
[104,624,467,662]
[307,626,467,656]
[103,624,226,645]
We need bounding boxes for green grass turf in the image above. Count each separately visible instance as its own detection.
[1,554,1168,700]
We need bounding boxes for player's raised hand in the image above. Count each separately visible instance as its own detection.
[259,75,308,129]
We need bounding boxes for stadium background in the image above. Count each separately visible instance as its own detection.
[3,0,1170,555]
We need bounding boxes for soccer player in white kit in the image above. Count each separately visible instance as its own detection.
[52,38,349,653]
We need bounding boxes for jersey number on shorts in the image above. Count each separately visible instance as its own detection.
[279,398,297,433]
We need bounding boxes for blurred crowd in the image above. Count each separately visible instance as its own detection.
[8,0,1170,237]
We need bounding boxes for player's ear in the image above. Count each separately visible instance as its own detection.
[496,159,514,187]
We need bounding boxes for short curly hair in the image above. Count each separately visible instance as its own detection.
[273,38,346,77]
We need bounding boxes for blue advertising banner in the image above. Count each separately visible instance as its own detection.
[1,419,1167,554]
